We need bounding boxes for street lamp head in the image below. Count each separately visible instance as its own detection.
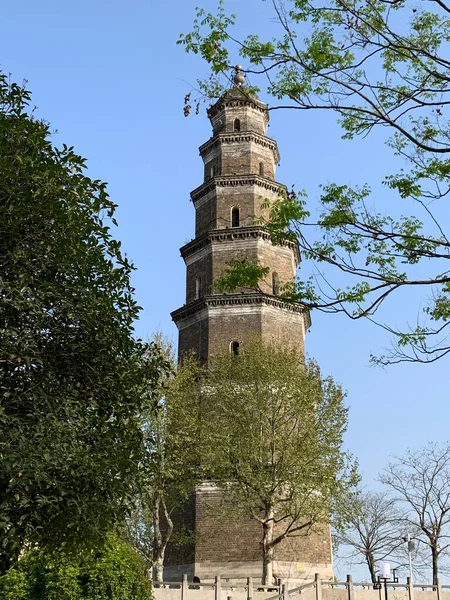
[379,562,391,578]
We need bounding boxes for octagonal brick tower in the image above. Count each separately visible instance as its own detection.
[171,79,311,361]
[167,71,332,584]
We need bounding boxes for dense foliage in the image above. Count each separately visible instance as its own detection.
[180,0,450,363]
[123,340,204,582]
[0,536,152,600]
[0,72,166,573]
[195,339,358,584]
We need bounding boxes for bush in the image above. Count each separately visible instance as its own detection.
[84,539,152,600]
[0,537,152,600]
[0,568,29,600]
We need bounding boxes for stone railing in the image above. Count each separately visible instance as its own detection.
[153,574,450,600]
[153,575,281,600]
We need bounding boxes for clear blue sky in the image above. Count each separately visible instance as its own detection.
[2,0,448,504]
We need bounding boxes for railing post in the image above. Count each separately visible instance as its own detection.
[215,575,222,600]
[280,580,286,600]
[247,577,254,600]
[347,574,354,600]
[407,577,414,600]
[182,574,188,600]
[315,573,322,600]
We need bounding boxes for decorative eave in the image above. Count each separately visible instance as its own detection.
[180,226,300,264]
[190,175,287,204]
[207,92,269,121]
[171,293,311,329]
[199,131,280,164]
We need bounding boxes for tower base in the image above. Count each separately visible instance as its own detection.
[163,483,333,585]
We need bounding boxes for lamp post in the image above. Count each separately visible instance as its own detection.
[375,562,398,600]
[403,534,414,584]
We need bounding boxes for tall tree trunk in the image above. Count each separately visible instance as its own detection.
[262,508,275,586]
[152,493,164,583]
[154,553,164,584]
[431,545,439,586]
[152,492,173,583]
[366,552,377,585]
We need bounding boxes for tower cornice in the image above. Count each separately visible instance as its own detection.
[199,131,280,164]
[190,175,287,204]
[207,91,269,121]
[171,293,311,329]
[180,226,300,263]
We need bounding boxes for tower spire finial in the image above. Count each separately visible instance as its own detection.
[233,65,245,87]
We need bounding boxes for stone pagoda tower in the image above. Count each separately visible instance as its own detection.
[166,67,333,584]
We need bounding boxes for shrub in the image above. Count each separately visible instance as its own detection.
[84,537,152,600]
[0,568,29,600]
[0,537,152,600]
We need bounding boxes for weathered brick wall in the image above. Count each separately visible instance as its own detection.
[249,143,275,180]
[214,184,281,230]
[193,182,283,236]
[274,525,332,564]
[164,484,331,577]
[260,304,307,348]
[195,190,217,237]
[220,142,276,179]
[176,301,308,361]
[215,185,256,229]
[177,312,210,363]
[207,304,306,356]
[209,101,268,136]
[195,485,262,563]
[201,137,276,182]
[186,253,213,303]
[205,157,222,180]
[211,239,297,295]
[183,236,297,305]
[220,144,252,176]
[207,307,264,355]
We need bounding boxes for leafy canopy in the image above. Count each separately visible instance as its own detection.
[0,536,152,600]
[180,0,450,364]
[123,338,205,581]
[0,72,167,572]
[199,340,358,538]
[194,339,358,583]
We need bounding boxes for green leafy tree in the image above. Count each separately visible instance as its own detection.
[0,569,29,600]
[180,0,450,364]
[123,339,204,582]
[198,339,358,585]
[0,536,152,600]
[0,72,166,573]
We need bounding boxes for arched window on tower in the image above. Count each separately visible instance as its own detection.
[231,341,240,355]
[272,272,280,295]
[259,161,265,177]
[233,118,241,132]
[231,207,240,228]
